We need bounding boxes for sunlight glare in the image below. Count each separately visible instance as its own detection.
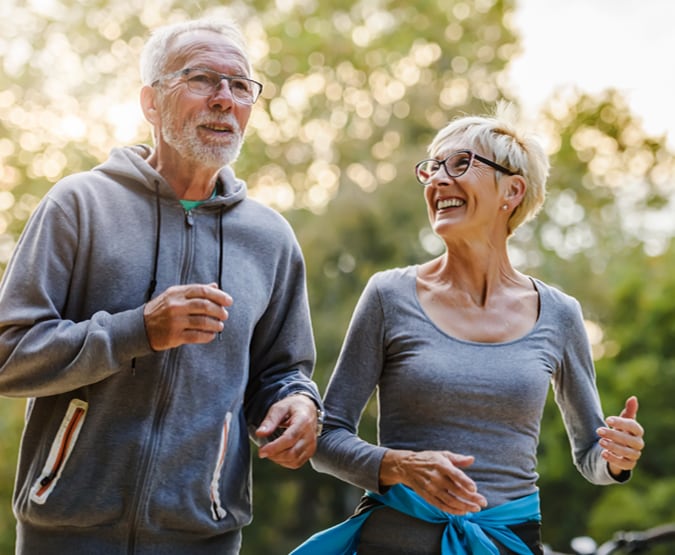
[58,115,87,141]
[27,0,62,17]
[2,38,32,77]
[107,102,144,143]
[346,163,376,192]
[0,192,14,212]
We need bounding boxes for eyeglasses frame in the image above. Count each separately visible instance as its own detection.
[151,67,263,105]
[415,149,517,186]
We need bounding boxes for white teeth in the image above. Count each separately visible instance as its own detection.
[437,198,464,209]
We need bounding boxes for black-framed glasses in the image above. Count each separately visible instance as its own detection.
[415,149,517,186]
[152,67,263,105]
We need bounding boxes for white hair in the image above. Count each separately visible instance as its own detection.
[139,18,251,86]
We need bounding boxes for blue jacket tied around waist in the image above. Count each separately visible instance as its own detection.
[290,485,541,555]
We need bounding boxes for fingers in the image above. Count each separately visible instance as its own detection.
[258,424,317,469]
[256,394,315,439]
[597,423,645,465]
[143,283,233,350]
[602,396,644,440]
[597,396,645,474]
[417,456,487,514]
[184,282,233,306]
[620,395,639,419]
[257,396,318,469]
[601,439,643,473]
[256,396,298,436]
[428,488,484,515]
[388,450,487,515]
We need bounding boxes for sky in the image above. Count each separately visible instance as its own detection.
[508,0,675,148]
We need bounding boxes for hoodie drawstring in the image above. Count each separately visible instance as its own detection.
[146,181,162,302]
[132,181,161,373]
[217,204,224,341]
[218,204,224,291]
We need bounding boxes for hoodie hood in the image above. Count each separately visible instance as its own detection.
[93,145,248,207]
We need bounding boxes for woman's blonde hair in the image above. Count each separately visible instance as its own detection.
[428,103,549,235]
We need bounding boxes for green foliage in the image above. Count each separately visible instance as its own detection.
[1,0,675,554]
[0,399,23,555]
[535,242,675,551]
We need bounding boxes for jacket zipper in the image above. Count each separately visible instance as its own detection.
[126,207,196,554]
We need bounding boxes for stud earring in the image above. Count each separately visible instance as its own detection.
[501,204,509,211]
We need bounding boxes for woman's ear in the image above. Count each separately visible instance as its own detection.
[140,85,160,126]
[503,175,527,207]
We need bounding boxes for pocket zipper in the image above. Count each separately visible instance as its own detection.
[210,411,232,520]
[30,399,88,504]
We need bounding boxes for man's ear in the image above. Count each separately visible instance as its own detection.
[140,85,160,126]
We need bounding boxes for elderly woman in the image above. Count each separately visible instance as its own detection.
[292,106,645,555]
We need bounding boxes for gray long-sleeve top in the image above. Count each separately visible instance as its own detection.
[312,266,621,508]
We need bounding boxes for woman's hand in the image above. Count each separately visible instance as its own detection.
[380,449,487,515]
[597,395,645,477]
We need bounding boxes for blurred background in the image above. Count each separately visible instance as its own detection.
[1,0,674,553]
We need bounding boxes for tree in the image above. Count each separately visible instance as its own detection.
[517,90,675,550]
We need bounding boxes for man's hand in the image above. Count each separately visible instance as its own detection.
[256,394,320,469]
[143,283,233,351]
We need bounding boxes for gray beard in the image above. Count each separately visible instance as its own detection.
[161,112,243,169]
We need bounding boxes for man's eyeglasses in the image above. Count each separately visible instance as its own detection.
[152,67,263,105]
[415,150,517,186]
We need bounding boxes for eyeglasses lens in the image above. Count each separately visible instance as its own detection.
[416,152,473,185]
[184,70,259,105]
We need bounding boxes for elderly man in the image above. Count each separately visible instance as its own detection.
[0,18,322,554]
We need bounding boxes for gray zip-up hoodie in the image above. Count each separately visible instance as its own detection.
[0,146,319,554]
